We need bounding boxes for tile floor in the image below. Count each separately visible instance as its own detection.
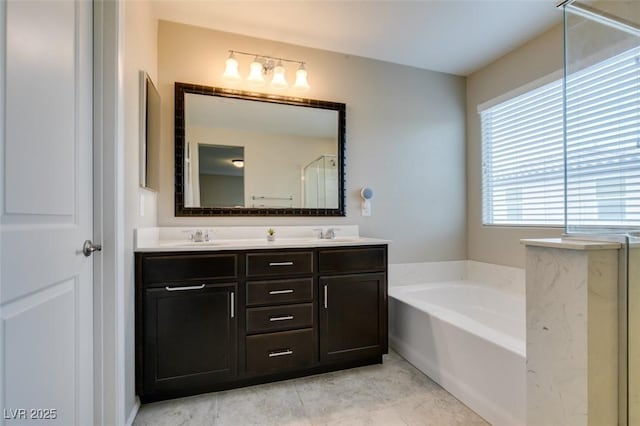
[133,350,488,426]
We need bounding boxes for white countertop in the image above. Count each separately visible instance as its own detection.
[135,225,390,252]
[520,238,622,250]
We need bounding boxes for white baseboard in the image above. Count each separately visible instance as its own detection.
[125,397,141,426]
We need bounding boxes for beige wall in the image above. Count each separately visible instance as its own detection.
[158,21,467,264]
[123,0,158,419]
[466,24,565,268]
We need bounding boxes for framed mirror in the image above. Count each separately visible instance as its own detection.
[174,83,346,216]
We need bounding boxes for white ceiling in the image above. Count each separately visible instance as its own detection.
[154,0,562,76]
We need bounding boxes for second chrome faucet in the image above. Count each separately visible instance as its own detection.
[313,228,340,240]
[186,229,211,242]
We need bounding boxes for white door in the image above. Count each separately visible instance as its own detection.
[0,1,94,425]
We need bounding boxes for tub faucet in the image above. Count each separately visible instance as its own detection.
[193,229,204,242]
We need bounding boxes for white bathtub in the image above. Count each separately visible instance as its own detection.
[389,261,526,426]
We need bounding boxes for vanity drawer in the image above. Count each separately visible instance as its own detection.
[246,251,313,277]
[318,247,386,274]
[247,278,313,306]
[246,303,313,334]
[246,329,313,374]
[142,253,238,284]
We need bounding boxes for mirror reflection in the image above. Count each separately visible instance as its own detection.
[183,92,340,209]
[190,144,244,208]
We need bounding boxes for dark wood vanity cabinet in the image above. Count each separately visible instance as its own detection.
[136,253,239,400]
[244,251,316,376]
[319,273,387,362]
[318,247,388,363]
[143,283,237,397]
[136,245,387,403]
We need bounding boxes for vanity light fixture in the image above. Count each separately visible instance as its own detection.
[293,63,310,91]
[222,50,310,91]
[247,58,266,87]
[231,159,244,168]
[222,52,241,82]
[270,60,289,89]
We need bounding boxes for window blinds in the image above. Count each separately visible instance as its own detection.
[481,80,564,225]
[481,45,640,228]
[566,46,640,229]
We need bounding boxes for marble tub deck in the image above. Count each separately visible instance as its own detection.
[133,350,488,426]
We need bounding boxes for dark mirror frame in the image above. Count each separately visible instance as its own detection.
[174,82,346,216]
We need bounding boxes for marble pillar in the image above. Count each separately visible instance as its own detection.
[522,239,620,426]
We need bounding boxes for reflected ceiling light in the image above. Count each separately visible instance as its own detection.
[222,52,241,82]
[222,50,310,91]
[293,63,310,92]
[231,159,244,168]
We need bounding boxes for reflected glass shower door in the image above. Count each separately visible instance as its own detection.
[303,158,320,208]
[302,155,338,208]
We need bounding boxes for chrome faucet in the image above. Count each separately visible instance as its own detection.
[182,229,210,243]
[324,228,340,240]
[313,228,324,239]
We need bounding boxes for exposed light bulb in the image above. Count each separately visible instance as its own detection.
[270,61,288,89]
[293,63,310,91]
[222,52,241,82]
[247,59,265,86]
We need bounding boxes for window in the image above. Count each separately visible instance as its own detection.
[481,79,564,226]
[565,47,640,229]
[596,177,625,221]
[481,46,640,228]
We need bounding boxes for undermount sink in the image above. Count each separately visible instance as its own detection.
[311,237,361,243]
[272,237,362,244]
[159,241,230,247]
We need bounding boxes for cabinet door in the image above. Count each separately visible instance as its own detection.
[143,282,237,397]
[319,273,387,363]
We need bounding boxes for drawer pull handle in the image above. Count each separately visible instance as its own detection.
[269,289,294,295]
[269,315,294,322]
[269,261,294,266]
[165,284,206,292]
[269,349,293,358]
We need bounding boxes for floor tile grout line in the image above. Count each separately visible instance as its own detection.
[293,380,315,426]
